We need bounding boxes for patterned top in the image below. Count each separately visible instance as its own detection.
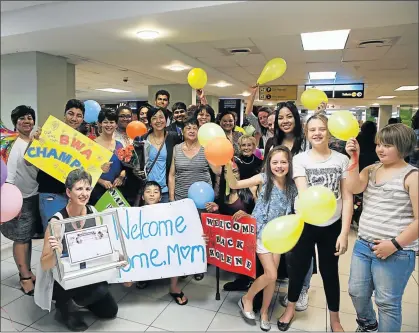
[252,173,297,239]
[174,144,212,201]
[358,163,418,251]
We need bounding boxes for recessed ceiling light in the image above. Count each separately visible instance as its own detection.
[301,29,350,51]
[213,81,232,88]
[395,86,419,91]
[309,72,336,80]
[377,96,396,99]
[240,91,251,97]
[95,88,131,93]
[165,64,190,72]
[136,30,159,40]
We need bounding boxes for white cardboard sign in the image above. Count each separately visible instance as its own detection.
[106,199,207,283]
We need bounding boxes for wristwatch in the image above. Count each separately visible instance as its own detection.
[391,238,403,251]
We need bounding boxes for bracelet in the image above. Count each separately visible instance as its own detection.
[391,238,403,251]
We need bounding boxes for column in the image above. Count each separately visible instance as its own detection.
[148,84,196,109]
[1,51,75,129]
[377,105,393,130]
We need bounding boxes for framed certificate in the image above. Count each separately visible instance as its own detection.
[64,225,114,264]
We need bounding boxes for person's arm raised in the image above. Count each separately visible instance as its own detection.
[345,138,370,194]
[225,161,263,190]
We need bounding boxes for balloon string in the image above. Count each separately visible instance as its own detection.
[347,151,359,172]
[1,306,17,331]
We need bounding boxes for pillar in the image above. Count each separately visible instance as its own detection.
[377,105,393,130]
[1,52,75,129]
[148,84,196,110]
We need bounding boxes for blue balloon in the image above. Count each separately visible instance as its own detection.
[188,181,215,209]
[84,100,101,123]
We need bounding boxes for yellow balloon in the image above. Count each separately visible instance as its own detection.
[257,58,287,85]
[187,68,208,89]
[297,186,337,225]
[198,123,225,147]
[234,126,245,134]
[328,111,360,141]
[261,214,304,254]
[300,89,328,110]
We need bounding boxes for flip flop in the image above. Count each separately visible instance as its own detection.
[169,291,188,306]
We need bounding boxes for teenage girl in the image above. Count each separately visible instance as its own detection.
[278,114,353,332]
[346,124,418,332]
[226,146,297,332]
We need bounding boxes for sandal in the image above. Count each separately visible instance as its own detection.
[19,274,35,296]
[194,273,204,281]
[169,291,188,306]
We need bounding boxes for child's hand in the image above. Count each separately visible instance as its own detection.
[232,210,250,221]
[334,233,348,256]
[202,234,209,245]
[345,138,360,158]
[372,239,397,260]
[205,202,219,212]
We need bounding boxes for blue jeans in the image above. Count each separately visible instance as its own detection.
[160,192,169,203]
[302,258,314,292]
[349,239,415,332]
[39,193,68,231]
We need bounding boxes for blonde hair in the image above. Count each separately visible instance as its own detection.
[238,135,257,148]
[376,123,416,158]
[304,114,330,138]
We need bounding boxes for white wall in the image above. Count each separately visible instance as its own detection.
[148,84,196,109]
[1,52,38,129]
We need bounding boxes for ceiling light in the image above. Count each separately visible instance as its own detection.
[377,96,396,99]
[95,88,131,93]
[136,30,159,40]
[301,29,350,50]
[309,72,336,80]
[395,86,419,91]
[240,91,251,97]
[267,102,274,106]
[165,64,190,72]
[213,81,232,88]
[356,106,366,108]
[371,103,380,106]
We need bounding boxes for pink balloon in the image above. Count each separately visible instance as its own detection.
[1,183,23,223]
[254,148,263,160]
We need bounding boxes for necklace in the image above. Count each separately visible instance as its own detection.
[235,155,254,165]
[150,134,164,146]
[183,142,199,151]
[68,206,86,230]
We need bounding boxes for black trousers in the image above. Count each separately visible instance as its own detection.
[53,281,118,319]
[287,220,341,312]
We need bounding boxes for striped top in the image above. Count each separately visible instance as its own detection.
[174,143,212,201]
[358,163,418,251]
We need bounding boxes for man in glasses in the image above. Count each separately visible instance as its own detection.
[154,90,172,126]
[167,102,186,141]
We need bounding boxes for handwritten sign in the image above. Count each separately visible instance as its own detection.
[24,116,112,187]
[201,213,256,278]
[106,199,207,283]
[95,189,130,212]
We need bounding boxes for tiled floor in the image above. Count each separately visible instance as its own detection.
[1,231,418,332]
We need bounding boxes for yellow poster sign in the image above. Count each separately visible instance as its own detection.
[24,116,112,187]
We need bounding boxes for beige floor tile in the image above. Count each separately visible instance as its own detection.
[402,301,419,328]
[403,276,419,305]
[326,311,357,332]
[271,303,327,331]
[402,324,419,331]
[306,285,327,309]
[310,273,350,292]
[338,291,356,315]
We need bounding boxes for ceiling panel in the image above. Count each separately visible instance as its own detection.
[252,35,305,63]
[233,53,266,67]
[383,44,418,60]
[209,38,254,49]
[346,25,407,48]
[197,55,238,67]
[343,46,391,61]
[304,50,343,63]
[169,42,223,58]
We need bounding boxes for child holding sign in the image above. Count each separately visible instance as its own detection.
[226,146,297,332]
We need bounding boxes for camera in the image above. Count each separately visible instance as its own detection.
[123,77,128,83]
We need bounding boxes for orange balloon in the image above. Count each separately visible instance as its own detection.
[204,137,234,166]
[126,121,147,139]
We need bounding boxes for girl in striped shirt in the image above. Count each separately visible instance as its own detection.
[346,123,418,332]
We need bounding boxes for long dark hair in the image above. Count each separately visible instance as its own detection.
[272,102,305,155]
[257,107,271,136]
[216,166,255,214]
[263,145,294,203]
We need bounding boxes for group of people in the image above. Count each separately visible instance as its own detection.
[1,86,418,332]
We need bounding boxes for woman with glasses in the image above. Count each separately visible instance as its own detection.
[167,102,187,140]
[114,105,133,147]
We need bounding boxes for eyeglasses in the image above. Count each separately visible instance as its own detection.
[118,115,132,119]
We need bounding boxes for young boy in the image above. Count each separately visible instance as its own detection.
[345,124,418,332]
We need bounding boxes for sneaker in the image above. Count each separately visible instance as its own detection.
[355,319,378,332]
[279,290,309,312]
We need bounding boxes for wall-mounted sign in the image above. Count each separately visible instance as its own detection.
[259,85,298,101]
[305,84,364,99]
